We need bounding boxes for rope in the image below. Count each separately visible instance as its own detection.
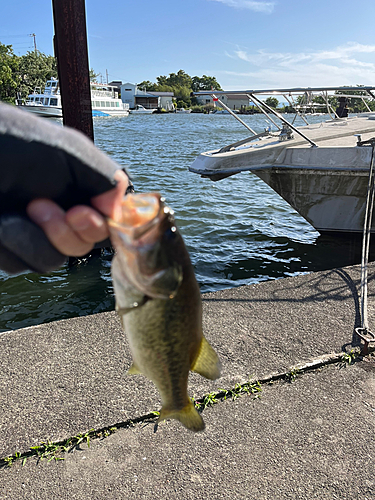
[360,143,375,330]
[356,142,375,354]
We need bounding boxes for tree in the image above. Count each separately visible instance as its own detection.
[0,43,20,103]
[157,69,192,89]
[137,80,157,91]
[18,50,57,99]
[191,75,222,92]
[136,70,223,108]
[89,68,100,82]
[264,97,279,109]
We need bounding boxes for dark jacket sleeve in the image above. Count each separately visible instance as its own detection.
[0,103,124,274]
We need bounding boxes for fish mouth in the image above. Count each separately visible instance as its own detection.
[107,193,172,245]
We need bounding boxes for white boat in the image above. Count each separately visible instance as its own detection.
[189,86,375,235]
[90,82,129,117]
[17,78,62,117]
[17,78,129,117]
[176,108,192,114]
[129,104,156,114]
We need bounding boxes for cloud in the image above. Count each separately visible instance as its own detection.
[208,0,276,14]
[222,42,375,88]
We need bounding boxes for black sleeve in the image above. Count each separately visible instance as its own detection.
[0,102,125,274]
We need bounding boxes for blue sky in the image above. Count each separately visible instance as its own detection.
[1,0,375,90]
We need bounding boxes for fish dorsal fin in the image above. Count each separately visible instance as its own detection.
[159,400,205,432]
[191,336,221,380]
[127,363,142,375]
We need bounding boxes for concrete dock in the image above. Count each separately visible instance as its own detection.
[1,263,375,499]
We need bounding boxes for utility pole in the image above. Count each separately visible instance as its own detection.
[51,0,94,141]
[29,33,37,53]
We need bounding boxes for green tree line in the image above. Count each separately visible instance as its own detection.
[138,69,222,109]
[0,42,57,103]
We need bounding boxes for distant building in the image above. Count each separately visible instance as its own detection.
[120,82,174,111]
[148,91,174,111]
[195,93,250,110]
[108,80,122,90]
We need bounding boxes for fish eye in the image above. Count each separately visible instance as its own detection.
[164,226,177,240]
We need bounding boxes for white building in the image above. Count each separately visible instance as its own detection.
[196,93,251,111]
[120,83,174,111]
[148,91,174,111]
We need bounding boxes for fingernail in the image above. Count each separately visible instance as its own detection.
[90,213,105,229]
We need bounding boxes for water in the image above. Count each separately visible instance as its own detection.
[0,113,366,332]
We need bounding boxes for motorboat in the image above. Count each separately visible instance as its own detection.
[189,86,375,235]
[129,104,156,114]
[17,78,129,117]
[176,108,192,114]
[17,78,62,117]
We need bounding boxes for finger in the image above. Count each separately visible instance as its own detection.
[27,199,94,256]
[91,169,129,221]
[65,205,108,243]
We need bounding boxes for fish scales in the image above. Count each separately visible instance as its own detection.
[108,193,221,432]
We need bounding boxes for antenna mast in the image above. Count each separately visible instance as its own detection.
[29,33,37,53]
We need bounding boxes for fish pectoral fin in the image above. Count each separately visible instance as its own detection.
[159,401,205,432]
[127,363,142,375]
[191,336,221,380]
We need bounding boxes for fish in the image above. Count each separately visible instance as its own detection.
[107,192,221,432]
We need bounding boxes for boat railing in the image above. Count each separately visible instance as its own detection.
[216,130,274,154]
[194,85,375,149]
[91,89,114,98]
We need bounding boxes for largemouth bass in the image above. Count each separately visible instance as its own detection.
[108,193,221,432]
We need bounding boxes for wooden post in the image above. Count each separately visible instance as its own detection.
[52,0,94,141]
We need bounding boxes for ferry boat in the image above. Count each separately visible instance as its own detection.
[189,86,375,235]
[17,78,129,118]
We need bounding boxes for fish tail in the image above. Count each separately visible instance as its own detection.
[159,400,205,432]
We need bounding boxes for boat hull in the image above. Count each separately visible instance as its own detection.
[252,165,372,234]
[21,105,62,118]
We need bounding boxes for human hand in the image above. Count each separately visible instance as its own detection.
[0,103,131,274]
[27,169,129,257]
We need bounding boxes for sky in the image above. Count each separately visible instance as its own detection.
[1,0,375,90]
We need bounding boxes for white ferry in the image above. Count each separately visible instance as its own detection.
[17,78,129,118]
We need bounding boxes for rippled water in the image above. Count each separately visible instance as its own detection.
[0,113,367,332]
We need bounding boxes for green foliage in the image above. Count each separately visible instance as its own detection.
[0,43,58,102]
[176,100,188,109]
[89,68,100,82]
[139,69,222,109]
[285,367,300,383]
[157,69,192,89]
[340,349,358,367]
[191,74,222,92]
[264,97,279,109]
[18,50,57,99]
[137,80,157,91]
[0,43,20,103]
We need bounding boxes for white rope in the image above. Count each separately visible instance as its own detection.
[360,144,375,331]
